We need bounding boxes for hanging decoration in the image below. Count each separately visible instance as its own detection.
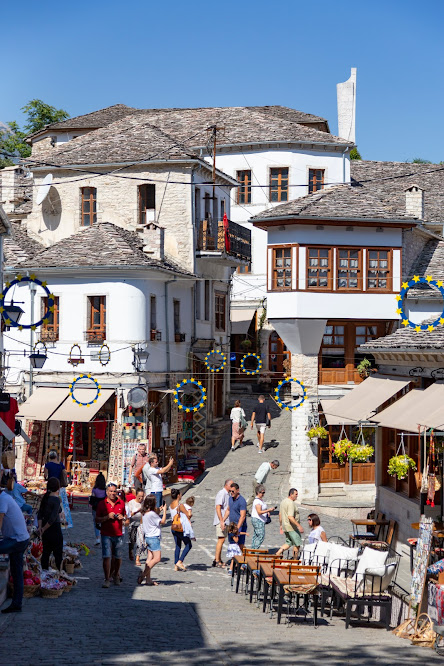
[0,274,54,330]
[68,344,84,367]
[274,377,307,411]
[98,343,111,367]
[204,349,227,373]
[396,275,444,331]
[427,430,437,507]
[387,432,417,479]
[70,374,101,407]
[173,378,206,413]
[240,353,262,376]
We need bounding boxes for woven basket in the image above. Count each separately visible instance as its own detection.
[23,584,40,598]
[24,492,42,511]
[64,563,75,574]
[41,588,61,599]
[1,450,15,469]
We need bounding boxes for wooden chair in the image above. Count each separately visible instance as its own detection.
[232,549,269,593]
[349,512,387,546]
[362,520,397,551]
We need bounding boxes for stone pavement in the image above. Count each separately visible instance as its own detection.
[0,396,438,664]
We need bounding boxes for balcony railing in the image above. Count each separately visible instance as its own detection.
[85,329,106,344]
[197,219,251,262]
[39,329,59,342]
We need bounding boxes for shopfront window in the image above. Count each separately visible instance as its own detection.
[320,325,345,369]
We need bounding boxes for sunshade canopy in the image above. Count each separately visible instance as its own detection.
[371,382,444,433]
[322,376,410,422]
[17,386,115,423]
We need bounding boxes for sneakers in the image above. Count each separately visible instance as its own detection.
[113,576,121,586]
[102,579,111,588]
[231,447,235,452]
[95,538,101,546]
[258,449,264,454]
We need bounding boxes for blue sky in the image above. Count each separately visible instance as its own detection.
[2,0,443,163]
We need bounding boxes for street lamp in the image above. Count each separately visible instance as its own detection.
[133,345,150,371]
[29,342,47,370]
[3,301,24,325]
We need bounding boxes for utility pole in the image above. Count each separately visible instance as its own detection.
[206,125,225,197]
[29,282,36,396]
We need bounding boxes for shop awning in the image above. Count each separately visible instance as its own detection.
[192,338,216,361]
[231,308,256,335]
[371,382,444,433]
[322,376,410,422]
[320,400,358,426]
[49,389,115,423]
[17,387,70,421]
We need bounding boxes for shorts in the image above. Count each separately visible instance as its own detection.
[284,530,302,548]
[101,535,124,559]
[256,423,266,434]
[215,524,228,539]
[146,536,161,551]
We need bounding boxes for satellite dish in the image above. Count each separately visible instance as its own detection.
[127,386,148,408]
[36,173,53,205]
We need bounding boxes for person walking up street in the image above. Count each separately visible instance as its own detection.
[0,489,30,613]
[138,495,167,586]
[38,478,64,571]
[229,483,247,548]
[250,395,271,454]
[246,460,280,512]
[142,454,174,508]
[212,478,232,568]
[276,488,304,559]
[230,399,247,451]
[95,483,126,588]
[251,485,275,549]
[126,489,145,564]
[89,472,107,545]
[169,489,193,571]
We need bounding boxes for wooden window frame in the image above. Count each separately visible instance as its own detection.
[308,168,325,194]
[336,247,362,292]
[173,299,180,335]
[80,187,97,227]
[236,170,252,204]
[269,167,289,203]
[138,184,155,225]
[204,280,210,321]
[150,295,157,331]
[87,296,106,341]
[214,292,226,331]
[269,245,295,292]
[41,296,59,341]
[306,246,333,291]
[366,248,393,292]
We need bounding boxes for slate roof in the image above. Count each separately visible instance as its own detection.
[405,240,444,299]
[27,104,140,139]
[252,160,444,223]
[4,222,43,266]
[14,222,194,275]
[360,318,444,351]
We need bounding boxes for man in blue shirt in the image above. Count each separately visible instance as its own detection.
[0,490,30,613]
[229,483,247,546]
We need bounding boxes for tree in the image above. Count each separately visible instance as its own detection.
[0,99,69,168]
[350,147,362,160]
[411,158,432,164]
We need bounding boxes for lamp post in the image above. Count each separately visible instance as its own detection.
[133,346,150,372]
[28,283,36,395]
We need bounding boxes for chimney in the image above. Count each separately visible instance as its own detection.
[141,221,165,261]
[405,184,424,220]
[337,67,357,143]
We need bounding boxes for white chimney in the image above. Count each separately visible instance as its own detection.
[141,221,165,261]
[405,184,424,220]
[337,67,357,143]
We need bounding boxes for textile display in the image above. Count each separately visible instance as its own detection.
[0,397,19,431]
[60,487,73,529]
[122,439,139,487]
[23,420,46,479]
[428,559,444,575]
[107,422,123,485]
[437,586,444,625]
[91,421,110,461]
[170,401,182,439]
[428,582,439,623]
[411,515,434,608]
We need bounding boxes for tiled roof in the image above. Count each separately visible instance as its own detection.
[4,222,43,266]
[405,240,444,299]
[14,222,194,274]
[27,104,140,138]
[360,318,444,351]
[252,160,444,223]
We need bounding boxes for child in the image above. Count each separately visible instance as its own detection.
[226,522,248,573]
[183,496,196,540]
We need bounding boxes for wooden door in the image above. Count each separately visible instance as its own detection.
[319,426,348,483]
[269,331,291,381]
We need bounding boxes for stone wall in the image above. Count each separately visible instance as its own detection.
[402,228,430,278]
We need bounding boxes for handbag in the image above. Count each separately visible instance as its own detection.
[60,468,69,488]
[240,413,248,430]
[266,415,271,427]
[265,515,272,525]
[172,506,183,532]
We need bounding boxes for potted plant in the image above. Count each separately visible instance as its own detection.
[332,438,353,464]
[306,426,328,441]
[388,455,416,480]
[348,443,374,462]
[356,357,373,379]
[240,338,252,350]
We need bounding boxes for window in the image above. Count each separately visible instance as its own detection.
[320,325,345,369]
[173,299,180,335]
[307,247,332,289]
[204,280,210,321]
[237,170,252,204]
[354,324,379,366]
[41,296,59,341]
[236,265,250,274]
[269,168,289,202]
[271,246,293,290]
[308,169,325,193]
[337,248,361,290]
[150,295,157,331]
[87,296,106,342]
[215,292,226,331]
[81,187,97,226]
[220,199,226,219]
[138,184,155,225]
[367,249,391,290]
[195,282,201,320]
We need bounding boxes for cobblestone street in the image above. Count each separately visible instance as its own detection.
[0,399,438,664]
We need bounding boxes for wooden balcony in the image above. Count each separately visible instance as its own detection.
[197,219,251,262]
[85,329,106,344]
[39,329,59,342]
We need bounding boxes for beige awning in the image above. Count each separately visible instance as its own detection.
[17,387,70,421]
[371,382,444,432]
[49,389,115,423]
[320,400,358,426]
[322,376,410,422]
[231,308,256,335]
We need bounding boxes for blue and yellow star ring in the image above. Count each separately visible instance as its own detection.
[0,275,54,330]
[173,378,206,412]
[396,275,444,331]
[274,378,307,411]
[70,374,101,406]
[240,353,262,376]
[204,349,227,373]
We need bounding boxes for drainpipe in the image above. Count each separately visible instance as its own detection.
[342,147,349,184]
[191,166,197,342]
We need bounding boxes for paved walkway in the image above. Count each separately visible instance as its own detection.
[0,397,438,664]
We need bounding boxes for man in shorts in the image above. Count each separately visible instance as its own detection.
[212,478,232,567]
[95,483,126,587]
[276,488,303,559]
[250,395,271,454]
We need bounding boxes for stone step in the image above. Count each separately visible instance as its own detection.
[318,487,347,497]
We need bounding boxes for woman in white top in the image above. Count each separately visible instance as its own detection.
[230,400,246,451]
[169,489,193,571]
[126,489,144,565]
[138,495,167,586]
[307,513,327,543]
[251,484,276,549]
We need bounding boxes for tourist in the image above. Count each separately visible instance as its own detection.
[250,395,271,454]
[307,513,327,543]
[169,489,193,571]
[0,488,30,613]
[276,488,303,559]
[5,475,33,515]
[229,483,247,547]
[142,454,174,508]
[125,487,136,502]
[230,399,246,451]
[138,495,167,586]
[226,522,248,573]
[126,489,144,564]
[43,450,72,529]
[38,478,63,571]
[212,478,232,568]
[246,459,280,512]
[129,443,149,490]
[95,483,126,588]
[89,473,106,545]
[251,484,275,549]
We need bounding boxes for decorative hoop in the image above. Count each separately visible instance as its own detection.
[240,353,262,375]
[98,343,111,367]
[68,344,83,367]
[173,378,206,412]
[0,274,54,330]
[396,275,444,331]
[274,378,307,411]
[204,349,227,373]
[70,374,101,406]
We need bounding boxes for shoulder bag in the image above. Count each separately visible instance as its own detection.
[60,468,69,488]
[172,505,183,532]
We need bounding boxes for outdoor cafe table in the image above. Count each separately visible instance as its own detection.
[233,554,271,593]
[350,518,390,544]
[271,568,320,625]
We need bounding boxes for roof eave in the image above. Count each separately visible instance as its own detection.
[4,263,196,278]
[252,215,418,228]
[194,139,354,152]
[360,345,443,353]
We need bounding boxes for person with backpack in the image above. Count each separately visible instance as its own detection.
[89,473,107,545]
[230,400,247,451]
[169,489,192,571]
